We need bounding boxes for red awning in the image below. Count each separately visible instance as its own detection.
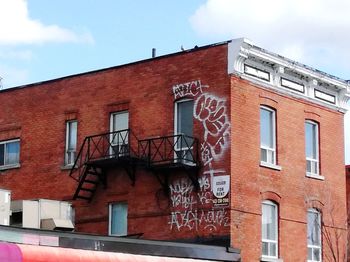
[0,243,211,262]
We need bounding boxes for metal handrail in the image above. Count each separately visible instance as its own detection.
[138,134,199,167]
[69,131,199,183]
[69,129,138,182]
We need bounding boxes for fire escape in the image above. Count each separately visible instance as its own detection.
[69,131,200,202]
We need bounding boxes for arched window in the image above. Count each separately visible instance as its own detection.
[262,200,278,259]
[305,120,320,177]
[260,106,276,166]
[307,209,321,262]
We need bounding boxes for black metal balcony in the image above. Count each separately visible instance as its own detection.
[138,134,199,168]
[138,134,200,193]
[70,132,200,201]
[69,129,139,201]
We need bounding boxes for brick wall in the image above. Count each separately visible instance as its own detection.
[230,76,347,261]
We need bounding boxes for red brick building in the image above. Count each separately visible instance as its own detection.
[0,38,348,261]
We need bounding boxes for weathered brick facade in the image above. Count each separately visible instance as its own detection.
[0,39,348,261]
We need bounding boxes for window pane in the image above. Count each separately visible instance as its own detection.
[111,203,128,236]
[262,241,268,256]
[177,100,193,137]
[68,121,77,150]
[0,144,4,166]
[313,248,320,261]
[270,242,277,257]
[111,112,129,145]
[5,142,19,165]
[307,210,321,246]
[260,108,274,148]
[261,148,267,162]
[308,247,313,259]
[262,203,277,240]
[113,112,129,132]
[305,122,317,159]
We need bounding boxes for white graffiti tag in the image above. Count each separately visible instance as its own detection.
[169,208,229,231]
[169,81,231,232]
[194,94,230,161]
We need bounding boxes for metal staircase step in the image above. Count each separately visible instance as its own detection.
[75,195,91,200]
[84,179,99,184]
[80,187,95,192]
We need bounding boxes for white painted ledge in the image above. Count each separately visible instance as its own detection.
[0,163,21,171]
[260,256,283,262]
[306,173,325,180]
[260,161,282,171]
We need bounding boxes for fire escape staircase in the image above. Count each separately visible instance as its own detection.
[69,129,139,201]
[69,131,200,201]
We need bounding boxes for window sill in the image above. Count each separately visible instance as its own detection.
[306,173,324,180]
[261,257,283,262]
[60,164,76,170]
[0,164,21,171]
[260,162,282,171]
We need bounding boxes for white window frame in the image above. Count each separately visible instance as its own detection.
[261,200,278,260]
[305,120,321,178]
[65,120,77,166]
[0,139,20,170]
[108,202,128,236]
[307,209,322,262]
[109,111,129,157]
[260,106,277,167]
[174,99,194,165]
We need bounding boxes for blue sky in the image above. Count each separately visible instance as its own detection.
[1,0,350,163]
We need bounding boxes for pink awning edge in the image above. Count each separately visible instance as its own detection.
[0,243,210,262]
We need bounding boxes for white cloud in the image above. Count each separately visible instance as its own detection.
[190,0,350,79]
[191,0,350,163]
[0,0,93,45]
[0,49,33,60]
[0,64,29,88]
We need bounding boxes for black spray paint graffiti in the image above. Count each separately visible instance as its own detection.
[168,177,229,231]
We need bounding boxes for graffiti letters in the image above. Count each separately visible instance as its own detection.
[169,208,229,231]
[173,80,207,99]
[169,80,231,232]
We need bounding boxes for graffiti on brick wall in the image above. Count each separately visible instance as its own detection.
[173,80,208,100]
[170,80,231,232]
[169,208,230,231]
[168,176,229,231]
[194,94,230,162]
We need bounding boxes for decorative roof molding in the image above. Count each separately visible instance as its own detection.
[228,38,350,112]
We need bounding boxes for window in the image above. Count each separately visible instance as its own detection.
[307,209,321,262]
[109,202,127,236]
[305,121,319,176]
[174,99,194,163]
[260,106,276,166]
[65,121,77,166]
[262,201,278,259]
[110,111,129,156]
[0,139,20,169]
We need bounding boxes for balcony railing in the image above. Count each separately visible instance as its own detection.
[69,131,200,200]
[138,134,199,168]
[69,129,138,182]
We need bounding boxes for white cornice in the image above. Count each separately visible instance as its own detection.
[228,38,350,112]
